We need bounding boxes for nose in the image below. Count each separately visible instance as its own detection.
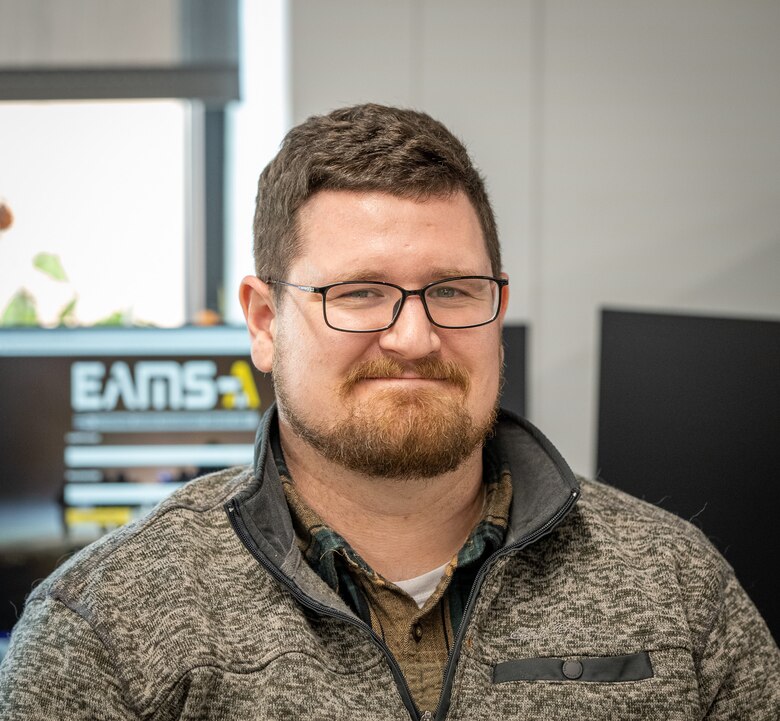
[377,294,441,359]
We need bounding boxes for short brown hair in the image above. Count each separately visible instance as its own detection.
[252,103,500,283]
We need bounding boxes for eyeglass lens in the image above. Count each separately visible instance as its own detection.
[323,278,500,331]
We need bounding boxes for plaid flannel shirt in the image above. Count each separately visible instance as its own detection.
[272,429,512,711]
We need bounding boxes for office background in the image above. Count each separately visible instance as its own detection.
[3,0,778,473]
[1,1,778,643]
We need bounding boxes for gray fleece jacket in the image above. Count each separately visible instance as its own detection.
[0,409,778,720]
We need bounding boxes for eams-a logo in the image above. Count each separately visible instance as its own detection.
[71,360,260,412]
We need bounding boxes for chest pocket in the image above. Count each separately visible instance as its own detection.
[493,651,653,684]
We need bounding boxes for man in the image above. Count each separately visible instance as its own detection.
[1,104,777,719]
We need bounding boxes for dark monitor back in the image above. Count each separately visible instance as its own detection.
[501,324,527,419]
[596,308,780,640]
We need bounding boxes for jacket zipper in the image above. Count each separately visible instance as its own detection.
[228,488,578,721]
[431,488,579,720]
[226,501,421,720]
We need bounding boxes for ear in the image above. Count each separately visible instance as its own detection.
[239,276,276,373]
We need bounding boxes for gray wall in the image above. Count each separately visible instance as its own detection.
[290,0,780,475]
[0,0,179,66]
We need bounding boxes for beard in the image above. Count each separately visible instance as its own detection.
[273,354,499,480]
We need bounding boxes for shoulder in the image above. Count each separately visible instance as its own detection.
[570,477,736,636]
[572,475,733,579]
[28,465,256,611]
[575,475,724,560]
[12,466,285,714]
[5,465,313,718]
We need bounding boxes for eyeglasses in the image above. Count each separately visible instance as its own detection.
[266,276,508,333]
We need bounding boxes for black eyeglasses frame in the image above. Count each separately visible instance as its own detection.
[265,275,508,333]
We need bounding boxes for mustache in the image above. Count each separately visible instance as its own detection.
[341,357,471,395]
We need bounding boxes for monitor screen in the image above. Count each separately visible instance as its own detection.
[597,308,780,640]
[0,326,274,647]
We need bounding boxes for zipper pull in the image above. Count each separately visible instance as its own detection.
[419,713,434,721]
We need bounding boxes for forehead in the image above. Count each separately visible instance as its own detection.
[292,190,491,282]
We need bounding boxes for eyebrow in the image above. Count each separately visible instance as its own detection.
[335,268,479,284]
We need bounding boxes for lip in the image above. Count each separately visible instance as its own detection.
[361,376,448,383]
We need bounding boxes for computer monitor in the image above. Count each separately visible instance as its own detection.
[597,308,780,639]
[0,326,274,649]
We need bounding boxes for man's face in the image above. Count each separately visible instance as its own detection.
[261,189,507,479]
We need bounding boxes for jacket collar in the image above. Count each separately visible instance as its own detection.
[230,404,580,606]
[489,408,580,545]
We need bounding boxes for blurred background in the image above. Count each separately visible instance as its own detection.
[1,0,778,654]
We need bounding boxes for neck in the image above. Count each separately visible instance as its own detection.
[278,421,485,581]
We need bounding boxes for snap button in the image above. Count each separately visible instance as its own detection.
[412,623,423,642]
[562,660,583,680]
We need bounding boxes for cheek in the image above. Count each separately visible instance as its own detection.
[281,332,371,396]
[462,333,503,394]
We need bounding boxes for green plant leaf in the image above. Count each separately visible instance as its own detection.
[1,288,39,326]
[93,310,127,326]
[33,252,68,281]
[57,295,79,326]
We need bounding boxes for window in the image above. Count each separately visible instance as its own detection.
[0,99,187,327]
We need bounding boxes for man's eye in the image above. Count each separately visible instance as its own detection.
[431,286,461,299]
[331,286,386,301]
[345,289,379,299]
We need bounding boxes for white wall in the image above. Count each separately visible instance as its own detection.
[290,0,534,324]
[537,0,780,474]
[289,0,780,476]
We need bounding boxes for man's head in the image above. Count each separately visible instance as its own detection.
[252,103,501,287]
[241,104,508,480]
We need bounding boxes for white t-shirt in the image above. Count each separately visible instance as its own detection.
[394,562,449,609]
